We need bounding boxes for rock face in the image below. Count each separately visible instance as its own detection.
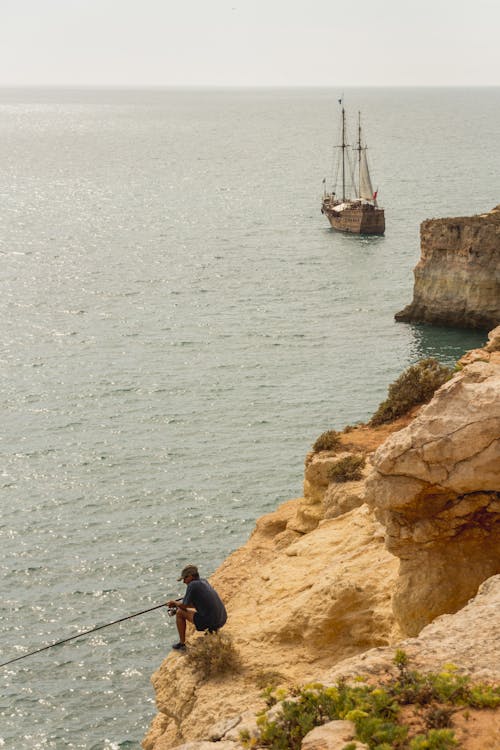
[142,499,400,749]
[327,573,500,684]
[366,328,500,635]
[289,415,418,535]
[396,205,500,329]
[143,331,500,750]
[143,501,399,749]
[301,720,367,750]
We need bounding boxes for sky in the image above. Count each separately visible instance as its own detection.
[1,0,499,87]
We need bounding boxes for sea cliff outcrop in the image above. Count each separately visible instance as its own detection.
[365,328,500,635]
[143,502,400,750]
[143,329,500,750]
[396,205,500,329]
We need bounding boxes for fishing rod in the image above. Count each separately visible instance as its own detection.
[0,601,177,669]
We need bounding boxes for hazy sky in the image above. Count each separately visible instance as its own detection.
[1,0,499,87]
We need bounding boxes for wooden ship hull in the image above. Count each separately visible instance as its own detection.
[321,198,385,235]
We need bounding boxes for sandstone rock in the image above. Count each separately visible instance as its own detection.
[395,206,500,329]
[301,720,368,750]
[289,420,418,536]
[323,478,366,520]
[223,711,260,742]
[145,334,500,748]
[327,574,500,684]
[303,453,347,504]
[288,452,372,534]
[365,350,500,635]
[207,715,242,741]
[458,325,500,366]
[143,503,399,750]
[485,324,500,352]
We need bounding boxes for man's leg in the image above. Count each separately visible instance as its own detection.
[174,607,196,646]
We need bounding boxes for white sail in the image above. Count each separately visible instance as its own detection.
[358,148,374,201]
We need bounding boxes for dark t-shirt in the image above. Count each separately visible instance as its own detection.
[183,578,227,629]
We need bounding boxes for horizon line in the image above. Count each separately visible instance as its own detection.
[0,83,499,90]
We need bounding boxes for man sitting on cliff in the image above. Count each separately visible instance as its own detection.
[167,564,227,651]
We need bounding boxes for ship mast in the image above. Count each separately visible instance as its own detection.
[357,111,362,201]
[341,106,347,201]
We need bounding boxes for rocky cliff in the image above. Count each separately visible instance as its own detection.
[365,329,500,636]
[396,205,500,329]
[143,328,500,750]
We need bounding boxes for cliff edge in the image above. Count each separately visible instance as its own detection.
[143,328,500,750]
[396,205,500,329]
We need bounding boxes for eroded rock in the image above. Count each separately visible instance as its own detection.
[366,337,500,635]
[143,503,398,750]
[396,206,500,329]
[302,720,368,750]
[327,574,500,684]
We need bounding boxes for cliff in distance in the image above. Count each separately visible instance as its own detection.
[143,328,500,750]
[396,205,500,329]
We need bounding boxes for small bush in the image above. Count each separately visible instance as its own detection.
[186,632,241,678]
[467,682,500,708]
[354,714,408,747]
[242,651,500,750]
[424,705,455,729]
[312,430,342,453]
[409,728,457,749]
[370,358,453,426]
[328,455,366,483]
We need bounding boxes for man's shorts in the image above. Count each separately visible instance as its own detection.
[193,612,218,632]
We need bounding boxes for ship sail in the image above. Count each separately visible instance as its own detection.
[358,149,374,201]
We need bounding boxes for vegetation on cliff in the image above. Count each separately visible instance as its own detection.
[327,454,366,483]
[186,631,241,678]
[242,652,500,750]
[312,430,342,453]
[369,358,453,426]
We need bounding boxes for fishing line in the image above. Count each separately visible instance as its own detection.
[0,602,170,669]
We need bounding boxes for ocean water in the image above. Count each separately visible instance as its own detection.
[0,86,496,748]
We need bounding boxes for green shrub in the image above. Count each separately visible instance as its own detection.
[186,632,241,678]
[328,455,366,483]
[312,430,342,453]
[370,358,453,426]
[467,682,500,708]
[392,653,500,710]
[242,652,500,750]
[354,714,408,747]
[244,682,400,750]
[409,728,457,749]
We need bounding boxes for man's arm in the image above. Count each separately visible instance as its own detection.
[166,599,193,611]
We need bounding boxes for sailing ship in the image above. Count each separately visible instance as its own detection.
[321,104,385,235]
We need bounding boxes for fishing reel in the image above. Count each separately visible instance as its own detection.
[167,605,178,617]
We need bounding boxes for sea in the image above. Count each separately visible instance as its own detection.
[0,86,497,749]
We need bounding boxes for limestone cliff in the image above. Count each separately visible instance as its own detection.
[143,501,400,749]
[365,326,500,635]
[396,205,500,329]
[143,328,500,750]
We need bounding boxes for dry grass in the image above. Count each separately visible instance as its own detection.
[327,454,366,483]
[186,631,241,679]
[312,430,341,453]
[370,358,453,426]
